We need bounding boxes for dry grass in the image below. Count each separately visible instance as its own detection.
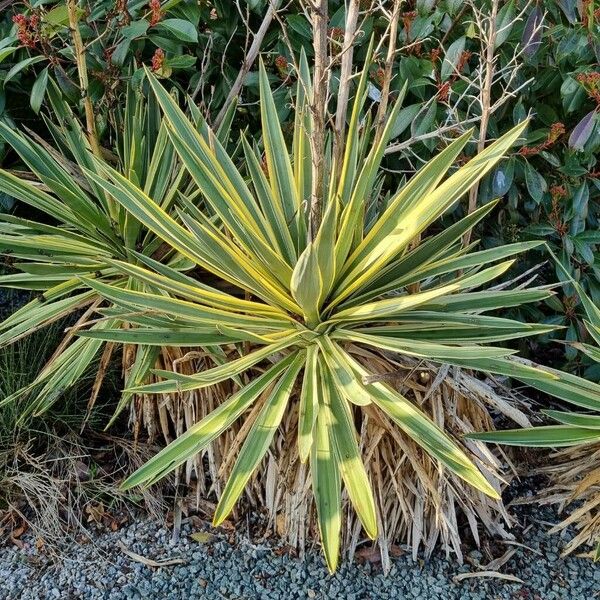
[0,306,168,555]
[527,443,600,558]
[0,432,166,556]
[131,344,533,571]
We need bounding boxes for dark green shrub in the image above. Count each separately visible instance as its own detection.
[2,1,599,372]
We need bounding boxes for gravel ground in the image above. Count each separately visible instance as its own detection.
[1,502,598,600]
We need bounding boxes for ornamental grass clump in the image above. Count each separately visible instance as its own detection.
[62,55,600,571]
[0,82,219,425]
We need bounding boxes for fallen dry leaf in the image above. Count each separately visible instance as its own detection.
[273,545,298,558]
[217,519,235,532]
[10,536,24,549]
[85,503,105,524]
[190,531,214,544]
[11,523,27,539]
[188,515,204,529]
[355,545,382,564]
[482,548,518,571]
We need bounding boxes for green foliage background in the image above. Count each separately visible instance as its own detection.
[1,0,599,376]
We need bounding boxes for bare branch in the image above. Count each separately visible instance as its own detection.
[213,0,282,129]
[373,0,402,147]
[384,118,480,155]
[333,0,360,167]
[67,0,102,160]
[464,0,499,246]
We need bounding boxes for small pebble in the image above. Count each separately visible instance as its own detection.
[0,499,597,599]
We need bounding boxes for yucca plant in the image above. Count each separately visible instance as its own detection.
[470,257,600,559]
[0,80,228,424]
[58,54,600,570]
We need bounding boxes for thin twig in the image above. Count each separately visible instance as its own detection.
[213,0,282,129]
[373,0,402,147]
[333,0,360,167]
[463,0,499,246]
[117,541,186,567]
[384,118,479,155]
[440,3,469,47]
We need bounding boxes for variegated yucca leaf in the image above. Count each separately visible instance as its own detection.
[470,254,600,448]
[72,61,598,572]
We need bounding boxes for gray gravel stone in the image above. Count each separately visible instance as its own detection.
[0,503,597,600]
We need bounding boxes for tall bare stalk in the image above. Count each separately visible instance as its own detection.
[333,0,360,168]
[308,0,329,239]
[373,0,402,147]
[463,0,499,246]
[67,0,102,159]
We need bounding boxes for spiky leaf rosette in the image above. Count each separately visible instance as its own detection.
[78,61,578,571]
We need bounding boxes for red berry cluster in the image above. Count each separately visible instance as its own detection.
[275,55,288,70]
[550,185,567,201]
[114,0,131,25]
[549,185,568,236]
[151,48,165,71]
[149,0,163,26]
[402,11,422,54]
[437,81,451,102]
[372,67,385,87]
[431,48,472,102]
[12,13,39,49]
[581,0,600,26]
[328,27,345,42]
[549,122,566,141]
[519,122,565,156]
[456,50,472,73]
[576,72,600,105]
[402,10,417,33]
[274,55,289,80]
